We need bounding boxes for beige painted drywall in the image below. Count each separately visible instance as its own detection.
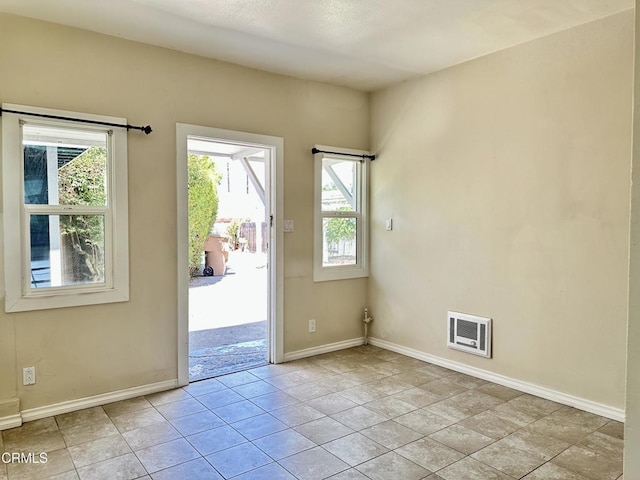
[624,4,640,476]
[0,13,369,412]
[369,11,633,409]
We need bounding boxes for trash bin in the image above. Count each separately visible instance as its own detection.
[204,235,228,276]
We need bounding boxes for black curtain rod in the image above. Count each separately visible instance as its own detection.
[311,147,375,161]
[0,108,153,135]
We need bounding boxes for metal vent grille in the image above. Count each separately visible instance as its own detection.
[457,319,478,340]
[447,311,492,358]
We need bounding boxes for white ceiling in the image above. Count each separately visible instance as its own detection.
[0,0,633,91]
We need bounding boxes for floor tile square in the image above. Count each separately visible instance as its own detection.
[270,404,325,427]
[522,462,590,479]
[551,445,623,480]
[576,431,624,461]
[363,396,416,419]
[145,388,192,406]
[198,389,245,409]
[231,413,288,440]
[337,385,386,405]
[331,406,388,430]
[285,383,335,402]
[102,397,153,418]
[294,417,354,444]
[111,408,166,434]
[186,424,246,456]
[205,442,272,478]
[76,452,146,480]
[59,418,119,447]
[68,433,131,468]
[327,469,371,479]
[232,462,296,479]
[458,410,520,440]
[323,432,388,467]
[250,391,300,411]
[360,420,422,449]
[253,429,316,460]
[498,427,571,461]
[134,438,200,474]
[395,437,464,471]
[3,429,66,455]
[155,397,207,420]
[392,386,442,408]
[150,457,223,480]
[471,442,544,477]
[169,410,225,436]
[394,408,456,435]
[233,381,279,399]
[437,456,512,479]
[598,420,624,440]
[356,451,429,480]
[217,371,261,388]
[184,377,227,397]
[306,393,358,415]
[55,407,109,430]
[279,446,349,480]
[5,448,74,480]
[367,377,414,395]
[429,424,494,454]
[122,421,182,451]
[211,399,265,423]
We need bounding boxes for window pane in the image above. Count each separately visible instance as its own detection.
[322,217,357,267]
[30,214,105,288]
[321,158,357,212]
[23,124,107,206]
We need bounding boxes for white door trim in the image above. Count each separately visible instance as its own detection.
[176,124,284,386]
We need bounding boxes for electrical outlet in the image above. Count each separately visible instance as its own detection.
[23,366,36,386]
[308,319,316,333]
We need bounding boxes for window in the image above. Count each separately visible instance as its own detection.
[313,145,369,281]
[2,104,129,311]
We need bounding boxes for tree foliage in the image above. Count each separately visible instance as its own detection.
[325,208,356,248]
[58,146,107,282]
[188,154,221,276]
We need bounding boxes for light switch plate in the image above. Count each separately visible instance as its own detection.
[385,218,393,231]
[284,220,294,233]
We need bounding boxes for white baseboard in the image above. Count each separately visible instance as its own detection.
[20,379,178,424]
[0,414,22,431]
[369,337,625,422]
[283,337,365,362]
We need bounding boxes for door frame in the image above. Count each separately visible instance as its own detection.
[176,123,284,386]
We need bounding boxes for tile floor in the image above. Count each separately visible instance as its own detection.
[0,346,625,480]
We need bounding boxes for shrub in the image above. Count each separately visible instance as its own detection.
[188,154,220,276]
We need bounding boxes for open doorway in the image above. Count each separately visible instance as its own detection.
[188,139,268,380]
[176,124,284,386]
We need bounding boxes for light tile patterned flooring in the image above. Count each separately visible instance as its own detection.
[0,346,625,480]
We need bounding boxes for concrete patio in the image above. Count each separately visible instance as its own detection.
[189,251,268,381]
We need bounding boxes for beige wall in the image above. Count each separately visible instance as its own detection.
[624,4,640,476]
[369,11,633,409]
[0,14,369,411]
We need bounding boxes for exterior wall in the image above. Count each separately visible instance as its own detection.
[0,13,369,411]
[369,11,633,409]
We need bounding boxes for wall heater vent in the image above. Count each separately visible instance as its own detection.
[447,311,492,358]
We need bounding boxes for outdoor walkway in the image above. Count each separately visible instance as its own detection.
[189,251,268,381]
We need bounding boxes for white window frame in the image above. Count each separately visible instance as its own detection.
[313,144,369,282]
[2,104,129,312]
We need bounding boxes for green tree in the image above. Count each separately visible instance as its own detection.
[325,207,356,255]
[58,146,107,283]
[188,154,221,276]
